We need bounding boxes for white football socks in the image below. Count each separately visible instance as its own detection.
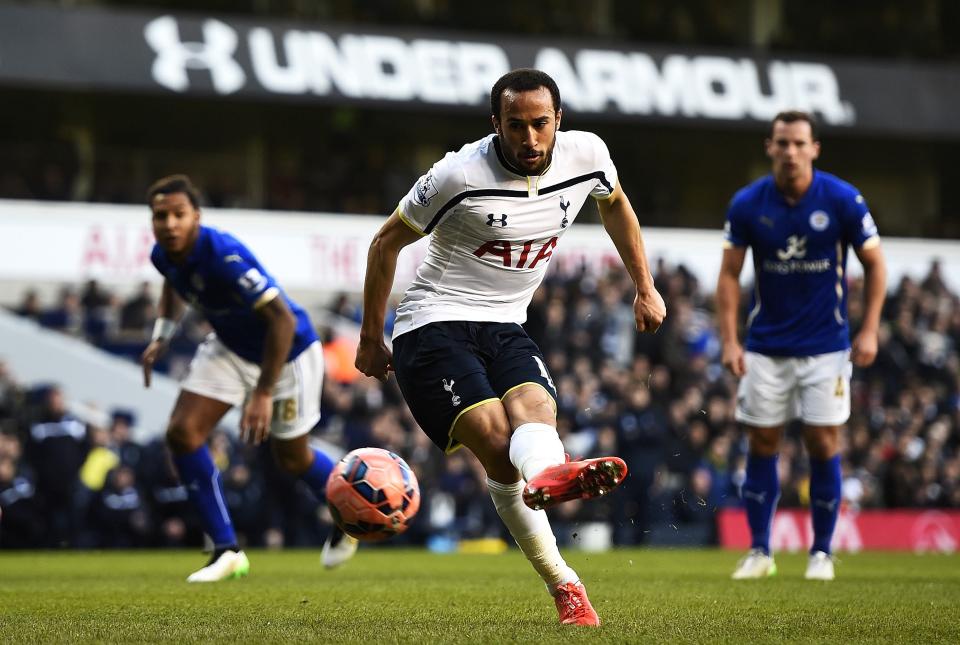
[487,477,578,593]
[509,422,565,481]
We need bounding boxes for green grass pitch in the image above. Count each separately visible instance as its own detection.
[1,548,958,643]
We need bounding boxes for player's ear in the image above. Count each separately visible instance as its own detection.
[811,140,821,161]
[555,108,562,131]
[491,114,501,135]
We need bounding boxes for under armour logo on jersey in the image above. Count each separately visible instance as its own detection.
[776,235,807,260]
[144,16,246,94]
[487,213,508,227]
[442,379,461,407]
[559,196,571,228]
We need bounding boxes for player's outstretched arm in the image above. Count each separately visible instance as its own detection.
[356,209,422,381]
[141,280,185,388]
[242,295,296,444]
[851,243,887,367]
[596,182,665,333]
[716,247,747,377]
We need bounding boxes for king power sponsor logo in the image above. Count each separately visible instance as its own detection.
[143,16,855,125]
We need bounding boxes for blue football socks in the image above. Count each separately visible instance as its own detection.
[742,454,780,555]
[173,445,237,549]
[298,448,336,500]
[809,455,842,555]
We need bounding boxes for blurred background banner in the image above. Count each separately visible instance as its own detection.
[2,4,960,136]
[717,508,960,553]
[0,200,956,305]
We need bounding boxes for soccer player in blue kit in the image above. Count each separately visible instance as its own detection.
[716,112,887,580]
[141,175,357,582]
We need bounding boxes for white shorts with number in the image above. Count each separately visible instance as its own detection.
[735,350,851,427]
[181,333,324,440]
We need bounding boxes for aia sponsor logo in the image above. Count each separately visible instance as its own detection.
[472,237,558,268]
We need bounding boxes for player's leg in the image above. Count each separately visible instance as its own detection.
[802,424,841,580]
[732,352,794,579]
[166,390,249,581]
[451,405,599,626]
[504,385,627,509]
[271,434,356,568]
[485,324,625,510]
[170,335,250,582]
[265,340,356,568]
[798,349,850,580]
[391,322,597,626]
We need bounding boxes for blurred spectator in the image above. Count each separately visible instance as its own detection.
[14,290,42,322]
[25,384,89,547]
[118,282,156,338]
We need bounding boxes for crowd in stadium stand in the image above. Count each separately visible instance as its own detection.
[1,259,958,549]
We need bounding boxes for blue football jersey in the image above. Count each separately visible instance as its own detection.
[724,170,879,357]
[151,226,317,364]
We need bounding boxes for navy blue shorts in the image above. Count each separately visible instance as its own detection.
[392,321,557,454]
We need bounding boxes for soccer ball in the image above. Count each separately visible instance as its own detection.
[325,447,421,542]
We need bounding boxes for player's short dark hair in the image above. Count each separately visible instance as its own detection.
[771,110,819,141]
[490,69,561,119]
[146,174,200,209]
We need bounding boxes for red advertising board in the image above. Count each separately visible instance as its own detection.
[717,508,960,553]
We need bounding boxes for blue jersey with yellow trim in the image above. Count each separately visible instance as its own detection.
[724,170,879,357]
[151,225,317,364]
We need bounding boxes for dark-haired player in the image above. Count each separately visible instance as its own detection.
[717,112,886,581]
[355,69,666,626]
[141,174,357,581]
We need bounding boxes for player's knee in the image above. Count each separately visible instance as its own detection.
[806,436,838,460]
[165,420,205,454]
[272,447,310,475]
[503,386,555,425]
[473,421,516,479]
[748,431,780,456]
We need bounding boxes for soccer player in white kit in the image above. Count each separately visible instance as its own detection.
[716,112,887,581]
[355,69,666,626]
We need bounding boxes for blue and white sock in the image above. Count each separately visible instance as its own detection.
[809,455,842,555]
[298,448,336,500]
[742,454,780,555]
[173,445,236,549]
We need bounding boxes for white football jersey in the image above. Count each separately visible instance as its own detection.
[392,130,618,339]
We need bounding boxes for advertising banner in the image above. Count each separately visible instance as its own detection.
[717,508,960,553]
[0,200,957,299]
[2,5,960,137]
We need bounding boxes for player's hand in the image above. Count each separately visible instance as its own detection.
[634,288,666,333]
[241,389,273,445]
[355,336,393,382]
[851,328,879,367]
[721,341,747,377]
[140,339,169,388]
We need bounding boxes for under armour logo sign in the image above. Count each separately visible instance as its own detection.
[487,213,508,227]
[559,196,571,228]
[777,234,807,260]
[442,378,461,406]
[144,16,246,94]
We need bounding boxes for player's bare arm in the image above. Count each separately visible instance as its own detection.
[851,243,887,367]
[595,181,666,333]
[716,246,747,377]
[141,279,186,388]
[241,294,296,445]
[356,209,422,381]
